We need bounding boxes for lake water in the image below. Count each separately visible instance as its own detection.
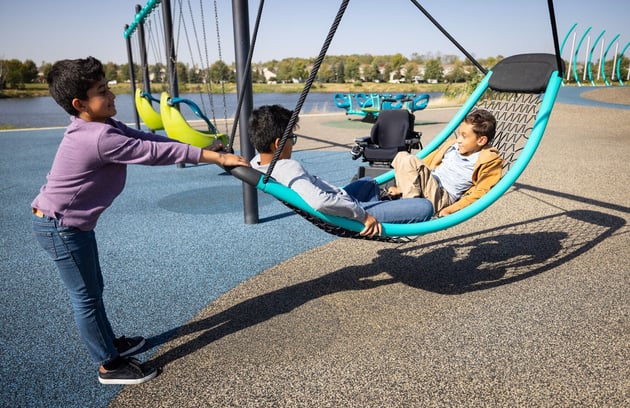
[0,91,442,129]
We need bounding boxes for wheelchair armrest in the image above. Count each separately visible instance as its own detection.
[404,131,422,145]
[353,136,371,146]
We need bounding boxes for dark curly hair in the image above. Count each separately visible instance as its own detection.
[465,109,496,144]
[248,105,299,153]
[47,56,105,116]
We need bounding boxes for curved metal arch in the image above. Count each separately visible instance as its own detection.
[587,30,606,86]
[560,22,578,55]
[572,26,592,86]
[601,34,621,86]
[616,42,630,86]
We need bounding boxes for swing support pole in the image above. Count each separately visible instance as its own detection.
[232,0,259,224]
[136,4,152,102]
[124,23,141,130]
[162,0,179,99]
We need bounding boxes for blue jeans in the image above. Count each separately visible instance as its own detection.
[344,177,434,223]
[32,214,118,366]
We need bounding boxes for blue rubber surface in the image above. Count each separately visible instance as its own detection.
[0,127,361,407]
[556,85,630,110]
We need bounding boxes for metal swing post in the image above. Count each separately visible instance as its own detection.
[124,23,141,130]
[232,0,259,224]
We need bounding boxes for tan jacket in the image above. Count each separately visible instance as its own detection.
[423,139,504,213]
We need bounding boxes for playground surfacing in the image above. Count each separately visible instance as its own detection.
[1,87,628,407]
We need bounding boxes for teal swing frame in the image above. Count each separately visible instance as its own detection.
[232,55,564,240]
[228,0,565,242]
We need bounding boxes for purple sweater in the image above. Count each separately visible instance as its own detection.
[32,117,202,230]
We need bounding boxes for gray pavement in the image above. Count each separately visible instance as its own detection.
[110,98,629,407]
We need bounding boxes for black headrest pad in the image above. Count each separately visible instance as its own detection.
[488,53,564,93]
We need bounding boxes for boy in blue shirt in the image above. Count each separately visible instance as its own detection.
[389,109,503,217]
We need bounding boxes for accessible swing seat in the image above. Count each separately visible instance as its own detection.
[350,109,422,180]
[159,92,228,148]
[229,53,565,242]
[134,89,164,131]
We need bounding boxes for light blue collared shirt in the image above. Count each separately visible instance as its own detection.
[431,145,480,202]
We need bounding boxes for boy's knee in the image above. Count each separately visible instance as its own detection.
[392,151,410,168]
[392,151,419,171]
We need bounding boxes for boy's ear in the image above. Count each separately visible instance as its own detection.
[271,137,281,150]
[71,98,85,113]
[477,135,488,147]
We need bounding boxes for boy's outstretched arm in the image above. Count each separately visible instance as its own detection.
[199,147,250,167]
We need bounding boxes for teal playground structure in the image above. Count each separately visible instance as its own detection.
[334,92,430,121]
[561,22,628,86]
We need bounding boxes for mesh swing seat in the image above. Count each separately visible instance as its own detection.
[229,53,564,242]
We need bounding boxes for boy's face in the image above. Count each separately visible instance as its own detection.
[276,136,293,160]
[456,122,487,156]
[73,78,116,122]
[273,132,297,160]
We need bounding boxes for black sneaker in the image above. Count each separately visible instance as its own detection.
[98,357,158,385]
[114,336,145,357]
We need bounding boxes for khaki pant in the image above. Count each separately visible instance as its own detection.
[392,152,452,213]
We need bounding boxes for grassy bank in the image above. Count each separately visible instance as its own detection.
[1,81,460,98]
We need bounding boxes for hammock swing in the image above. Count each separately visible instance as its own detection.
[228,0,565,242]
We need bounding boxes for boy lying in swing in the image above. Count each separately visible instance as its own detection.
[248,105,434,237]
[387,109,504,217]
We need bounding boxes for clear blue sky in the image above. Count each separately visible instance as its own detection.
[1,0,629,66]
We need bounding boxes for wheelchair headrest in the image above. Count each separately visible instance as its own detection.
[370,110,415,148]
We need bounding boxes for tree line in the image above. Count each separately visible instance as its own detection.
[0,53,495,91]
[2,52,627,91]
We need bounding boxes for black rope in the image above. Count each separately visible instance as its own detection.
[227,0,265,153]
[263,0,350,183]
[546,0,564,76]
[408,0,487,75]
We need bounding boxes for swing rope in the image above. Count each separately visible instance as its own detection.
[212,0,229,134]
[263,0,350,184]
[175,0,218,129]
[408,0,487,75]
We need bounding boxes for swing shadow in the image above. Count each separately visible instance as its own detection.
[144,206,625,369]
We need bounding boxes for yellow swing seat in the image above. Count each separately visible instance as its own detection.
[134,89,164,131]
[159,92,228,148]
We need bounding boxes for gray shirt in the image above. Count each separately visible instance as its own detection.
[251,155,366,221]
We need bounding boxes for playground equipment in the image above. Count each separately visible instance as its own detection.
[560,22,628,86]
[228,0,566,241]
[334,92,431,121]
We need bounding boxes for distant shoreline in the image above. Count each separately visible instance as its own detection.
[0,82,456,99]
